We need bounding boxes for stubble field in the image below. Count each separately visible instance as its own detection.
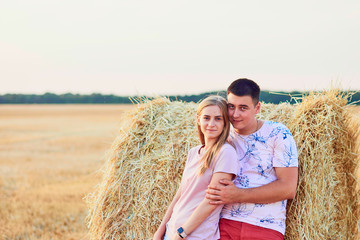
[0,104,135,240]
[0,104,359,239]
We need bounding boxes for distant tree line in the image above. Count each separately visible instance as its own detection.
[0,91,359,105]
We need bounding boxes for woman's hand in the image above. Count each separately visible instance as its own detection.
[152,230,164,240]
[171,233,185,240]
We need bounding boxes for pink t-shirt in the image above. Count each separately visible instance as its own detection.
[165,143,238,240]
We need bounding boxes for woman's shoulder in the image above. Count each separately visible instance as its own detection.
[214,143,239,168]
[219,142,237,155]
[223,142,236,149]
[188,145,203,156]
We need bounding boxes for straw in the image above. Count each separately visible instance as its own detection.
[86,90,360,240]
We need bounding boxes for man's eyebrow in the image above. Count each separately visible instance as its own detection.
[228,103,249,107]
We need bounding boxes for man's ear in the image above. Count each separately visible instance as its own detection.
[255,102,261,114]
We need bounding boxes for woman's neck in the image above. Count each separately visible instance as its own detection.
[204,138,217,150]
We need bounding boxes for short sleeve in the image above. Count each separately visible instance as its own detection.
[184,145,200,165]
[213,144,239,175]
[273,125,298,168]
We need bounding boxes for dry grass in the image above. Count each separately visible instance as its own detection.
[348,105,360,181]
[0,104,135,240]
[86,93,360,240]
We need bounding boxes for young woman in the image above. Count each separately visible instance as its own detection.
[153,95,239,240]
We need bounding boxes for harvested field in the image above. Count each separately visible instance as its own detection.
[0,104,135,240]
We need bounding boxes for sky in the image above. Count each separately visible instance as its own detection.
[1,0,359,96]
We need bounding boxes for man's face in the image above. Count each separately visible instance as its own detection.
[227,93,260,134]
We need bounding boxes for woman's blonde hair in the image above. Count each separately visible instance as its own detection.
[197,95,231,175]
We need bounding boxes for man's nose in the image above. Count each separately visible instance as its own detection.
[233,108,241,118]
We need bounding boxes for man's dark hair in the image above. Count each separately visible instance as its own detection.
[227,78,260,104]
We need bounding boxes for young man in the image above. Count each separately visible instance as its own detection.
[206,79,298,240]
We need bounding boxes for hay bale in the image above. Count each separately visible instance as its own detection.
[260,92,360,239]
[284,90,360,240]
[259,102,295,125]
[85,98,198,239]
[86,91,360,240]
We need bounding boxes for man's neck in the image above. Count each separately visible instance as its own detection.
[234,119,262,135]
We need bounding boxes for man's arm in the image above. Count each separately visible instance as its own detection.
[206,167,298,205]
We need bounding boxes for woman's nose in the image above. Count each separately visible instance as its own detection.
[208,119,215,126]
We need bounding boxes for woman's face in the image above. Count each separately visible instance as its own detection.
[198,105,225,142]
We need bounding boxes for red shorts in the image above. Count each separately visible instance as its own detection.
[219,218,284,240]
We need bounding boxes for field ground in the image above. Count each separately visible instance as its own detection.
[0,104,359,239]
[0,104,135,240]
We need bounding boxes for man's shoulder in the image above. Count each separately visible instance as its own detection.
[258,121,294,141]
[261,121,296,146]
[262,121,290,132]
[263,120,287,128]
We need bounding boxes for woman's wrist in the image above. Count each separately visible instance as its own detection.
[177,226,188,238]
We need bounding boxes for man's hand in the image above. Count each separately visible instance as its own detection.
[206,178,240,205]
[207,167,298,205]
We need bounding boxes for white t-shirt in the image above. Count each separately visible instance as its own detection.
[166,143,239,240]
[220,121,298,235]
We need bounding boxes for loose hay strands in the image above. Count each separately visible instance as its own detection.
[86,90,360,240]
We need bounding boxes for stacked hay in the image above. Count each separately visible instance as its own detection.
[86,91,360,240]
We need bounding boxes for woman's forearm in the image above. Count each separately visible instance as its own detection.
[181,198,221,235]
[180,172,234,236]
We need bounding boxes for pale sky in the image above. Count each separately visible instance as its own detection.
[1,0,359,96]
